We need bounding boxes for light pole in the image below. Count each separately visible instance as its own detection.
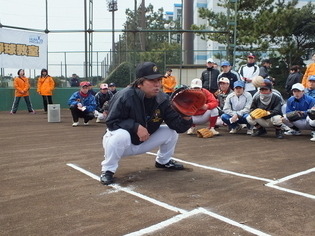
[164,21,175,44]
[107,0,118,63]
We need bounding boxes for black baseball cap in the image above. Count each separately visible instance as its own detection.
[109,82,116,87]
[135,62,163,80]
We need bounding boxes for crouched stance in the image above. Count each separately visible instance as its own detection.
[100,62,192,185]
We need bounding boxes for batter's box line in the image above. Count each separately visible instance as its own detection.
[265,167,315,200]
[146,152,315,200]
[67,163,270,236]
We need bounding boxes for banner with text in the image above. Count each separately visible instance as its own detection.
[0,28,47,69]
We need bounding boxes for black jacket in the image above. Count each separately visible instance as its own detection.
[95,90,113,113]
[200,67,220,93]
[106,87,192,145]
[250,93,283,119]
[285,72,302,93]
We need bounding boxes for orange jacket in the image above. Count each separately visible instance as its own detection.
[37,75,55,96]
[162,75,177,93]
[301,63,315,88]
[13,76,30,97]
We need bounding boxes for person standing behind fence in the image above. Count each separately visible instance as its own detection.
[37,69,55,113]
[10,69,35,114]
[162,68,177,96]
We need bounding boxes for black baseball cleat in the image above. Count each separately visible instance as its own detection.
[100,171,114,185]
[155,159,184,170]
[251,127,267,137]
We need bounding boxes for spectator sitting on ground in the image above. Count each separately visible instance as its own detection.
[108,82,118,94]
[187,78,220,136]
[221,81,253,134]
[94,83,113,123]
[68,81,96,127]
[282,83,315,141]
[246,79,284,139]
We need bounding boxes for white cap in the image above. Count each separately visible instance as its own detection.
[207,58,214,63]
[218,77,230,84]
[291,83,304,91]
[191,78,202,88]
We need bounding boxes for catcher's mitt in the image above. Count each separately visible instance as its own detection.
[252,76,265,88]
[307,108,315,120]
[250,108,270,119]
[171,88,206,116]
[196,128,214,138]
[286,111,303,122]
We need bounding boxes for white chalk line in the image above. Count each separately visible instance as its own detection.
[67,163,270,236]
[146,152,315,200]
[125,207,271,236]
[267,167,315,185]
[146,152,272,182]
[67,163,187,214]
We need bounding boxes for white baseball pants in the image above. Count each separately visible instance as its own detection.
[101,125,179,173]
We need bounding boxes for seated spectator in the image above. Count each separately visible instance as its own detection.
[215,77,233,126]
[187,78,220,135]
[221,81,253,134]
[282,83,315,141]
[68,81,96,127]
[108,82,118,94]
[94,83,113,123]
[246,79,284,138]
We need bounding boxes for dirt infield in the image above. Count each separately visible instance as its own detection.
[1,109,314,236]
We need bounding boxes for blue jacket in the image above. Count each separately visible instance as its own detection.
[286,94,315,119]
[68,91,96,113]
[305,89,315,99]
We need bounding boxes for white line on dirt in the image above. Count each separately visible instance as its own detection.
[267,167,315,185]
[265,184,315,200]
[67,163,271,236]
[125,208,270,236]
[67,163,187,214]
[146,152,315,200]
[146,152,272,182]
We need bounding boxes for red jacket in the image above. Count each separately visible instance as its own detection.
[194,88,218,116]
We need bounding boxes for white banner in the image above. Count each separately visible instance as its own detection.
[0,28,47,69]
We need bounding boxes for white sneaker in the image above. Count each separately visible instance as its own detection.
[96,117,101,123]
[310,131,315,142]
[187,127,196,135]
[209,127,219,135]
[72,122,79,127]
[84,122,89,126]
[284,129,301,136]
[229,125,241,134]
[246,128,253,135]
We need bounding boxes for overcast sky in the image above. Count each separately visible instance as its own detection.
[0,0,180,77]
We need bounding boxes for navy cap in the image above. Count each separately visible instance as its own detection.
[136,62,163,80]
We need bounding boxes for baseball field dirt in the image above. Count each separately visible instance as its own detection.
[1,109,314,236]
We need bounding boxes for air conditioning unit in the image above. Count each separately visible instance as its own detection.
[48,104,61,122]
